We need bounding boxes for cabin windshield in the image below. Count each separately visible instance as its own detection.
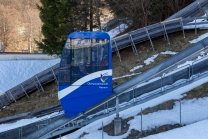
[59,38,109,84]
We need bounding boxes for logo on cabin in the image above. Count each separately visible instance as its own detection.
[100,73,108,83]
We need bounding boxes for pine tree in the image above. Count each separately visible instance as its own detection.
[36,0,104,55]
[36,0,75,56]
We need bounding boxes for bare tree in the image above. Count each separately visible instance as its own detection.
[0,3,13,50]
[166,0,187,14]
[106,0,152,29]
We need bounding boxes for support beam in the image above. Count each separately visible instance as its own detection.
[114,96,122,136]
[36,76,44,92]
[8,91,16,102]
[116,96,119,118]
[0,97,4,107]
[113,40,122,62]
[21,85,29,98]
[5,92,11,103]
[197,2,203,13]
[161,22,170,45]
[180,18,186,38]
[195,17,197,35]
[144,27,155,51]
[34,80,41,92]
[129,33,138,55]
[141,108,143,134]
[51,68,58,84]
[19,127,22,139]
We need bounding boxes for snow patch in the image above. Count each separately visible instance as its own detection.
[144,54,158,65]
[161,51,178,55]
[107,24,128,38]
[189,33,208,44]
[130,65,144,72]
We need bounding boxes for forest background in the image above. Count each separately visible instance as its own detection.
[0,0,194,55]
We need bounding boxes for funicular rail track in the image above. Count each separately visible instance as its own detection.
[27,37,208,139]
[1,0,208,110]
[1,36,208,139]
[1,16,208,110]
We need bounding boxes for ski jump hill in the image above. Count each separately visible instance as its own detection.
[1,0,208,138]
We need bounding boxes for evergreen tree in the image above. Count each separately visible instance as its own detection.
[36,0,75,55]
[36,0,104,55]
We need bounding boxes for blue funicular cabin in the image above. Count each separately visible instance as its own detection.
[58,32,112,117]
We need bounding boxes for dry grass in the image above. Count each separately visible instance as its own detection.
[126,124,182,139]
[182,82,208,100]
[98,116,134,136]
[137,100,176,115]
[0,82,60,119]
[113,29,208,85]
[137,81,208,117]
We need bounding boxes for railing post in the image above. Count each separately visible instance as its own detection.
[113,40,122,62]
[8,91,16,102]
[36,76,44,91]
[160,76,163,92]
[141,108,143,134]
[106,102,108,114]
[116,96,119,118]
[133,87,135,103]
[34,80,41,92]
[114,96,122,136]
[129,33,138,55]
[180,100,181,125]
[161,22,170,45]
[103,103,106,114]
[144,27,155,51]
[188,64,191,81]
[19,127,22,139]
[5,92,11,103]
[197,2,203,13]
[192,62,194,78]
[102,122,104,139]
[0,97,5,108]
[51,68,58,84]
[161,74,164,92]
[103,102,108,115]
[21,85,29,98]
[162,73,166,92]
[180,18,186,38]
[195,17,197,35]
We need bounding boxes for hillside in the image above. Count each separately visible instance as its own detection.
[65,76,208,139]
[1,28,208,120]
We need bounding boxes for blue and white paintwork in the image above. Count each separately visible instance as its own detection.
[58,32,112,117]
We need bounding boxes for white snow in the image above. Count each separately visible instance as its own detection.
[63,75,208,139]
[181,14,208,44]
[0,112,62,133]
[127,51,177,74]
[0,59,60,93]
[177,61,193,68]
[189,13,207,23]
[142,119,208,139]
[189,32,208,43]
[161,51,178,55]
[144,54,158,65]
[129,65,144,72]
[183,24,208,30]
[183,13,208,30]
[113,73,141,80]
[107,24,128,38]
